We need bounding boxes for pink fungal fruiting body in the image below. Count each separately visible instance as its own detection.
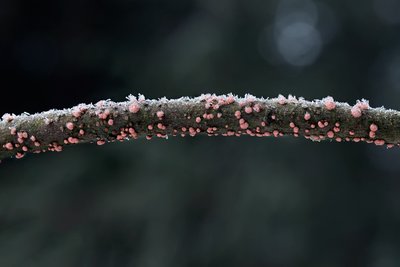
[66,122,74,130]
[129,103,140,113]
[323,96,336,110]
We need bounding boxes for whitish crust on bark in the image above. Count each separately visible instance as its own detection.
[1,94,399,161]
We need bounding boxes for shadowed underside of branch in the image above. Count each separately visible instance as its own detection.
[1,94,400,161]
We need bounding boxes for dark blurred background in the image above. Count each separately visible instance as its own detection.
[1,0,400,266]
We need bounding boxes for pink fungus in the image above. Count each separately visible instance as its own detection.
[318,121,325,128]
[349,131,355,136]
[369,123,378,132]
[156,111,164,119]
[323,96,336,110]
[369,131,376,138]
[79,129,85,135]
[4,142,13,150]
[147,125,153,130]
[293,127,299,133]
[234,111,241,119]
[72,109,81,118]
[240,122,249,130]
[336,137,342,142]
[277,94,286,105]
[217,113,222,118]
[34,142,40,147]
[351,106,362,118]
[273,130,279,137]
[374,139,385,146]
[107,119,114,126]
[22,146,28,152]
[10,127,17,135]
[157,123,165,130]
[261,122,266,127]
[357,100,370,110]
[353,138,360,142]
[289,122,295,128]
[304,112,311,121]
[129,103,140,113]
[244,106,253,114]
[181,127,187,132]
[253,104,261,113]
[333,127,340,133]
[66,122,74,130]
[15,153,24,159]
[97,140,106,146]
[195,117,201,123]
[271,115,276,120]
[327,131,334,138]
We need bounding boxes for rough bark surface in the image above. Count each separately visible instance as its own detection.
[1,94,399,161]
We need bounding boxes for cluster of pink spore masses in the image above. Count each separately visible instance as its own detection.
[1,94,399,161]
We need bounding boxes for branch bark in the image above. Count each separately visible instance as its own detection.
[1,94,399,161]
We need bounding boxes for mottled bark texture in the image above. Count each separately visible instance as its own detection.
[1,94,399,161]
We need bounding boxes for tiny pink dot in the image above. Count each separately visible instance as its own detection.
[244,106,253,114]
[289,122,295,128]
[156,111,164,119]
[107,119,114,126]
[240,122,249,130]
[15,153,24,159]
[369,131,376,138]
[374,139,385,146]
[304,112,311,121]
[97,140,106,146]
[323,96,336,110]
[4,142,13,150]
[351,106,362,118]
[234,111,241,118]
[66,122,74,130]
[129,103,140,113]
[327,131,334,138]
[369,123,378,132]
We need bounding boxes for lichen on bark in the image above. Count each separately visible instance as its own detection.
[1,94,399,161]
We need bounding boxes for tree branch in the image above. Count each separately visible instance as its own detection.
[1,94,399,161]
